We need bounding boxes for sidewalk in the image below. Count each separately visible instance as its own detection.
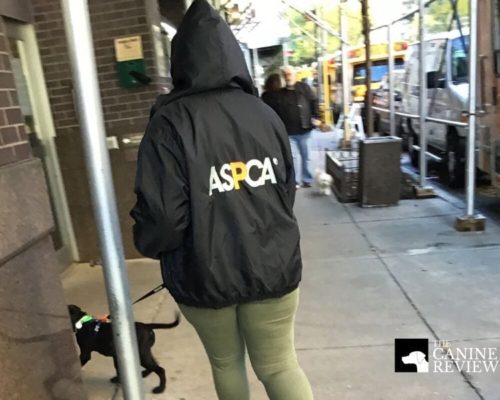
[62,187,500,400]
[62,130,500,399]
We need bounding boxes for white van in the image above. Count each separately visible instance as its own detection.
[401,30,469,187]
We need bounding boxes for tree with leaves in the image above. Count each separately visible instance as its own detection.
[287,2,364,66]
[403,0,469,41]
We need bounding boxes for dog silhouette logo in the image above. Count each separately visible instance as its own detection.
[395,339,429,373]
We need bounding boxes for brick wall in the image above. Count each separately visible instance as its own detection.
[0,17,32,167]
[32,0,159,133]
[0,12,86,394]
[31,0,169,261]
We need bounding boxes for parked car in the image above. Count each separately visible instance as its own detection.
[400,29,469,187]
[372,69,407,147]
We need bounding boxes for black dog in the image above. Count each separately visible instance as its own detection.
[68,304,180,394]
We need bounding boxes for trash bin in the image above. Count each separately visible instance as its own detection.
[359,136,402,207]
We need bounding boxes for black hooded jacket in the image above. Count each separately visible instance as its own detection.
[130,0,302,309]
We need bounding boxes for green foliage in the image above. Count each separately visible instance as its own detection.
[426,0,469,32]
[287,2,364,66]
[285,0,469,66]
[403,0,469,41]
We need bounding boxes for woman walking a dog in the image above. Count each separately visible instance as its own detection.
[130,1,313,399]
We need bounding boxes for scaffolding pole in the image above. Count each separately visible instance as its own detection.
[340,2,351,147]
[388,23,396,137]
[283,41,290,66]
[60,1,145,399]
[414,0,435,197]
[466,0,478,216]
[418,0,427,187]
[456,0,486,230]
[361,0,373,136]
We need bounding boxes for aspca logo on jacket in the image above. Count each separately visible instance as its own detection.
[209,157,279,196]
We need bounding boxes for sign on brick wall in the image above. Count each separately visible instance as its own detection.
[114,35,147,89]
[114,36,143,62]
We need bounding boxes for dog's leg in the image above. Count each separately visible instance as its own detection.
[140,351,166,394]
[110,356,120,384]
[142,370,153,378]
[80,352,91,366]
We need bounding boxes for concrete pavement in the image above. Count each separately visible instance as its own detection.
[61,129,500,400]
[61,184,500,399]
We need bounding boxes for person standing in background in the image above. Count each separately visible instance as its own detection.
[263,66,320,189]
[261,73,282,112]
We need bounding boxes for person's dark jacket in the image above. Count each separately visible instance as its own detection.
[261,90,281,115]
[130,0,302,309]
[263,81,320,135]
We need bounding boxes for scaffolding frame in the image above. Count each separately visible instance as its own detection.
[370,0,483,229]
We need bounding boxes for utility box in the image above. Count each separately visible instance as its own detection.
[359,136,402,207]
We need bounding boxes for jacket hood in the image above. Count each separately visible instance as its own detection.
[152,0,255,115]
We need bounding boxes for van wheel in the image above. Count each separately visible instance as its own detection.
[441,132,465,188]
[374,114,380,134]
[399,120,409,151]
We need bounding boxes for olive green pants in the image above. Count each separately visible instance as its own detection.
[178,289,313,400]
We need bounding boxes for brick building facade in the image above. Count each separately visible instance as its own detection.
[28,0,189,262]
[0,0,190,396]
[0,21,32,164]
[0,2,86,398]
[30,0,167,262]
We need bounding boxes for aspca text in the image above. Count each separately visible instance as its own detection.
[209,157,278,196]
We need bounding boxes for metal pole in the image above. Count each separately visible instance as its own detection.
[455,0,485,231]
[314,8,320,61]
[361,0,373,136]
[418,0,428,187]
[321,6,328,53]
[466,0,477,216]
[314,8,322,102]
[388,23,396,137]
[340,1,351,147]
[60,1,144,399]
[283,41,289,66]
[320,7,331,124]
[252,48,261,89]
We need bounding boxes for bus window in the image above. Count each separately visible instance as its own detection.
[352,58,405,84]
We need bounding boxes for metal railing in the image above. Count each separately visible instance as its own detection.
[370,0,480,224]
[371,106,469,128]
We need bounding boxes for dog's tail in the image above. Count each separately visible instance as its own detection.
[145,311,181,330]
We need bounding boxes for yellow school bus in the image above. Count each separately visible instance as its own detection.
[317,54,339,126]
[296,65,314,83]
[296,61,335,126]
[346,41,408,103]
[314,43,408,126]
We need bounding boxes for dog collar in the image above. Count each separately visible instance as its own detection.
[75,315,94,330]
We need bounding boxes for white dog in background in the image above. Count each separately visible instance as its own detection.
[314,169,333,196]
